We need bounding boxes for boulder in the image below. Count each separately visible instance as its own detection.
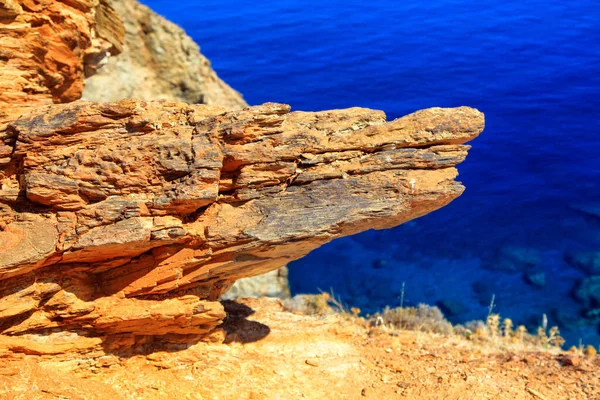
[0,99,482,348]
[82,0,246,110]
[0,0,124,125]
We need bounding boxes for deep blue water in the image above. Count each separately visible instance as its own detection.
[141,0,600,345]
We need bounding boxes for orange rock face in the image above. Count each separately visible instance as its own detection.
[0,0,123,118]
[0,0,484,353]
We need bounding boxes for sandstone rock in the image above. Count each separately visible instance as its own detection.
[0,0,483,353]
[82,0,246,109]
[0,0,125,189]
[0,99,483,349]
[79,0,288,302]
[0,0,124,123]
[560,354,581,367]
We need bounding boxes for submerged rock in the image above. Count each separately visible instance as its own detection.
[570,202,600,221]
[565,250,600,275]
[573,276,600,310]
[552,308,588,332]
[524,268,546,288]
[472,280,496,306]
[371,259,389,269]
[487,245,541,272]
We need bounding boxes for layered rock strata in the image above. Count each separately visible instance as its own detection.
[0,100,483,352]
[0,0,484,354]
[0,0,124,123]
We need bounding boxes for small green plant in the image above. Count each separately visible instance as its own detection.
[487,294,496,320]
[537,326,548,345]
[537,313,548,345]
[287,291,577,352]
[568,345,579,353]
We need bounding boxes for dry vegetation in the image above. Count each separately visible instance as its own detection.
[1,296,598,399]
[285,292,598,356]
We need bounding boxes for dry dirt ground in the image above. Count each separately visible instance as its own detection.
[0,297,598,400]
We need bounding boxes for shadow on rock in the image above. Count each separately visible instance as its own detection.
[221,300,271,344]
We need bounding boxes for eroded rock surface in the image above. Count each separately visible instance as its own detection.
[0,99,483,352]
[0,0,483,355]
[82,0,247,109]
[0,0,124,122]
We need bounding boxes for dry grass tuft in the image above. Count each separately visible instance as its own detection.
[369,304,453,335]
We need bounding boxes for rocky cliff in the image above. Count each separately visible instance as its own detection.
[0,0,124,124]
[80,0,270,300]
[0,0,483,355]
[81,0,246,109]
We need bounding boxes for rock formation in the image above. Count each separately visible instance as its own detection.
[0,0,124,123]
[222,267,291,300]
[79,0,287,301]
[82,0,246,109]
[0,0,484,355]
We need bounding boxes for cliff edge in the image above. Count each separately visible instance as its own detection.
[0,0,484,354]
[0,2,597,399]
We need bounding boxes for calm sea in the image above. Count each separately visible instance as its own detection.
[141,0,600,345]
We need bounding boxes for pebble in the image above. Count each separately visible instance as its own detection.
[561,355,581,367]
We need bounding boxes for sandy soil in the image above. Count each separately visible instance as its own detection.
[0,297,598,400]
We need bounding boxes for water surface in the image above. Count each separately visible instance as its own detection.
[142,0,600,345]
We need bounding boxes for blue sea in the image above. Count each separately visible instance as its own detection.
[141,0,600,346]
